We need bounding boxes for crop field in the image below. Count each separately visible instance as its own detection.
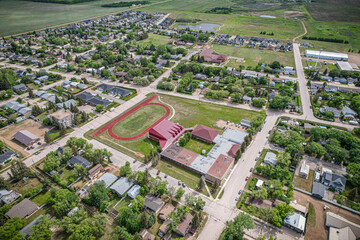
[0,0,163,36]
[211,45,295,68]
[138,0,234,12]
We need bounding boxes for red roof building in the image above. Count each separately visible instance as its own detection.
[228,144,241,158]
[149,119,184,149]
[192,125,219,143]
[206,154,234,185]
[199,49,227,64]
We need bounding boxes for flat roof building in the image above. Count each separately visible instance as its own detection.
[337,61,353,71]
[326,212,360,238]
[305,50,348,61]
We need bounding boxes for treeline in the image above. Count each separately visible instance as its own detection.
[26,0,96,4]
[176,18,200,23]
[302,36,348,44]
[205,7,232,14]
[102,1,150,7]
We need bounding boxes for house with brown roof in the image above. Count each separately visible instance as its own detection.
[48,109,73,128]
[13,130,40,146]
[158,219,171,237]
[206,154,234,185]
[199,49,227,64]
[158,203,175,222]
[192,124,219,143]
[88,163,103,179]
[244,196,272,209]
[175,213,193,237]
[139,229,155,240]
[227,144,241,158]
[5,199,39,218]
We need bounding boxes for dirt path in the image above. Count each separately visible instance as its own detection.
[293,21,307,42]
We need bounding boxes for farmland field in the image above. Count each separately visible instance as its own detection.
[0,0,163,36]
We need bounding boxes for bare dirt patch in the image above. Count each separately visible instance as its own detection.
[283,11,307,19]
[214,119,248,133]
[348,53,360,66]
[0,119,50,156]
[293,190,360,240]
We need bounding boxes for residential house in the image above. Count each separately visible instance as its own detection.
[283,212,306,233]
[175,213,193,237]
[158,204,175,222]
[87,97,112,108]
[5,199,39,218]
[144,195,164,214]
[109,87,132,98]
[97,172,118,188]
[312,182,325,199]
[88,164,103,179]
[139,229,155,240]
[263,152,277,166]
[299,161,310,179]
[0,150,14,165]
[326,212,360,239]
[127,185,141,199]
[322,172,346,192]
[19,214,44,239]
[12,84,27,93]
[68,155,92,169]
[0,189,20,205]
[319,106,341,118]
[342,106,357,120]
[110,177,133,196]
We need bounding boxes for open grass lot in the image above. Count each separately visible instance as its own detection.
[184,138,213,156]
[137,33,173,47]
[219,14,303,40]
[112,104,166,137]
[25,205,54,225]
[158,94,259,128]
[305,1,360,23]
[157,159,200,190]
[0,0,163,36]
[213,45,295,68]
[114,196,132,211]
[293,170,314,192]
[31,190,51,205]
[10,177,43,196]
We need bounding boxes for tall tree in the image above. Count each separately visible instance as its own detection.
[28,215,54,240]
[223,213,254,240]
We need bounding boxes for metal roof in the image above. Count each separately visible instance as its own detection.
[97,172,118,188]
[110,177,133,196]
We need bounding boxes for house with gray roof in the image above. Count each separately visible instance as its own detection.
[109,87,132,98]
[312,182,325,199]
[13,130,40,146]
[326,212,360,239]
[12,84,27,93]
[240,119,251,128]
[56,99,77,109]
[127,184,141,199]
[20,214,44,238]
[263,152,277,166]
[342,106,357,120]
[77,84,88,90]
[144,195,164,214]
[87,97,111,108]
[77,92,94,101]
[68,155,92,169]
[283,212,306,233]
[0,150,14,165]
[5,199,39,218]
[322,172,346,192]
[97,172,118,188]
[0,189,20,205]
[110,177,133,196]
[319,106,341,118]
[18,107,32,116]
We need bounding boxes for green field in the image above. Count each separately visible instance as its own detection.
[0,0,162,36]
[184,138,213,156]
[137,33,173,47]
[90,94,259,160]
[112,104,166,137]
[211,45,295,68]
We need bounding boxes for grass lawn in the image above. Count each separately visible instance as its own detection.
[302,59,338,73]
[183,138,213,156]
[31,190,51,205]
[212,45,295,68]
[137,33,173,47]
[158,94,259,128]
[25,205,54,225]
[157,159,201,190]
[114,196,132,211]
[48,128,74,142]
[306,203,316,228]
[112,104,166,137]
[293,170,314,193]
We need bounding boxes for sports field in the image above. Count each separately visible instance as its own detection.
[89,94,259,160]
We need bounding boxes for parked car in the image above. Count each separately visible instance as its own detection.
[133,159,136,163]
[178,181,181,185]
[235,195,240,201]
[35,151,41,155]
[104,168,109,173]
[182,182,186,187]
[157,170,160,175]
[245,176,249,181]
[238,190,242,195]
[255,157,259,161]
[37,141,41,145]
[164,174,168,178]
[250,168,253,172]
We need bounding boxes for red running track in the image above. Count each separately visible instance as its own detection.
[90,95,171,141]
